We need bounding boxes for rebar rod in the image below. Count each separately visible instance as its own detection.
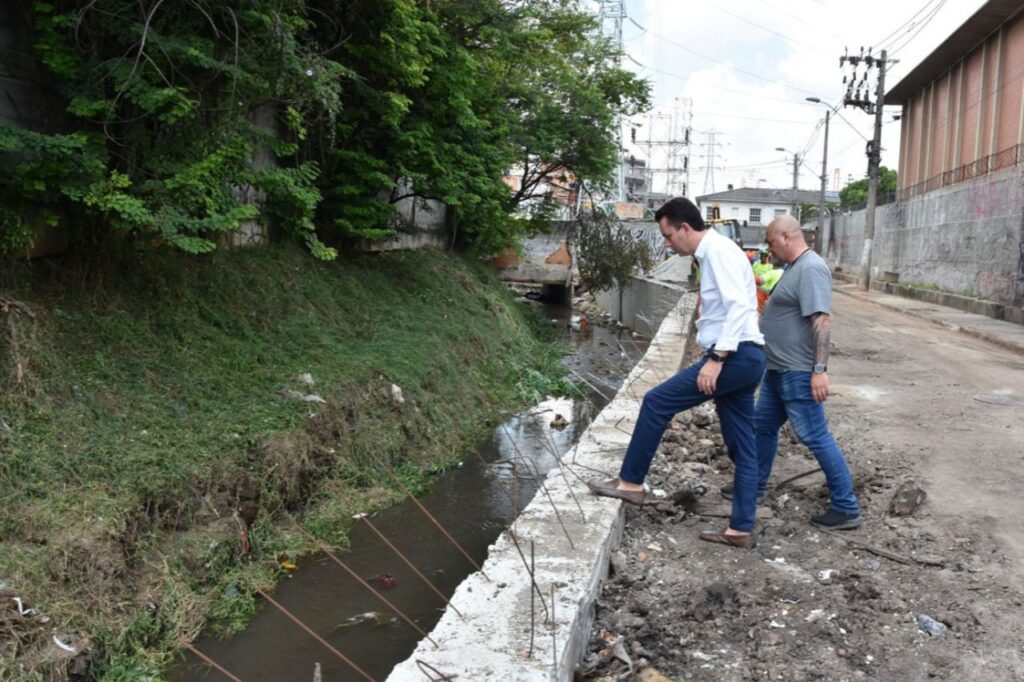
[184,643,246,682]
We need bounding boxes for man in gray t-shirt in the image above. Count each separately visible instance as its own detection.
[750,215,861,530]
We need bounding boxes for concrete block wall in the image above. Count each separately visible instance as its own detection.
[830,165,1024,308]
[596,276,689,337]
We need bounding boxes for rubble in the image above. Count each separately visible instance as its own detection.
[580,388,1024,680]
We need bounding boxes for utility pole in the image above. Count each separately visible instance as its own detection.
[841,47,888,291]
[790,153,800,218]
[819,110,829,254]
[806,97,831,254]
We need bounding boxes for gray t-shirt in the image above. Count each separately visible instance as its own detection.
[760,250,831,371]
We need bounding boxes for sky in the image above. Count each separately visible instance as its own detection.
[606,0,988,197]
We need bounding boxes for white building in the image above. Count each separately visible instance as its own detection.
[695,187,840,227]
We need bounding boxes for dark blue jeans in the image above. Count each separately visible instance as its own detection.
[755,369,860,515]
[619,342,766,532]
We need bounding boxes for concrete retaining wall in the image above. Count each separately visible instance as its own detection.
[830,164,1024,311]
[387,291,695,681]
[595,276,689,337]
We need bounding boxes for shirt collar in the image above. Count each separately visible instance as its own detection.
[694,228,717,260]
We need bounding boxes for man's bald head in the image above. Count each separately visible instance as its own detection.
[765,214,808,264]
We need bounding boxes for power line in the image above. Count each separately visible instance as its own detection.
[707,2,833,56]
[627,17,820,97]
[624,56,820,107]
[887,0,948,57]
[748,0,848,45]
[872,0,942,51]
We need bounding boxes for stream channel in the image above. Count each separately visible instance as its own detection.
[170,303,649,682]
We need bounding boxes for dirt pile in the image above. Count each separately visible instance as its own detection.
[579,404,1024,681]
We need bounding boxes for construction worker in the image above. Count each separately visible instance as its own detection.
[755,264,783,314]
[752,249,773,279]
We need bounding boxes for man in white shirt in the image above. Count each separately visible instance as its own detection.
[588,197,766,549]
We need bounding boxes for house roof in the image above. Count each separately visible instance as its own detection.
[695,187,838,205]
[885,0,1024,104]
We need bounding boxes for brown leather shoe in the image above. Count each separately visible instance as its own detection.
[699,528,756,549]
[586,478,646,506]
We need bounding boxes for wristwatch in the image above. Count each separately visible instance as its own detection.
[813,363,827,374]
[706,351,726,363]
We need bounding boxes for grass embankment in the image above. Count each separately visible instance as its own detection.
[0,247,568,680]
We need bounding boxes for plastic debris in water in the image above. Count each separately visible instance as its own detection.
[368,573,399,588]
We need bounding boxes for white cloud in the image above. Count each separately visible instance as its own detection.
[615,0,986,195]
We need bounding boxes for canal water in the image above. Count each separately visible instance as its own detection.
[171,306,648,682]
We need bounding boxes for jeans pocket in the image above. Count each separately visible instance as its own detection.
[778,370,812,402]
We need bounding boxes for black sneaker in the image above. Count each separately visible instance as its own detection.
[719,485,766,506]
[810,509,862,530]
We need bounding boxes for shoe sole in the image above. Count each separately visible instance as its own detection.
[811,517,863,530]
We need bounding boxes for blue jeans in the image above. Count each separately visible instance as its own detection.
[755,370,860,515]
[619,342,766,532]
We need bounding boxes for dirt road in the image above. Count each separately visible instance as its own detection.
[581,292,1024,681]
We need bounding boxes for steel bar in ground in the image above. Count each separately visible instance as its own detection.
[507,528,550,621]
[568,368,613,401]
[500,425,576,550]
[473,450,520,529]
[185,643,246,682]
[550,582,557,671]
[369,453,489,580]
[529,540,536,657]
[415,659,458,681]
[360,516,465,619]
[538,432,586,522]
[289,517,439,646]
[256,589,377,682]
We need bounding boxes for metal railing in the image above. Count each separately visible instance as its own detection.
[897,142,1024,201]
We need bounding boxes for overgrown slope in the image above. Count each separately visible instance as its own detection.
[0,247,567,680]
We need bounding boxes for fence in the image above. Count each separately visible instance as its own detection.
[897,143,1024,201]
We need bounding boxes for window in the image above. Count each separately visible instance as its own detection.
[749,208,761,224]
[774,208,787,218]
[705,206,715,220]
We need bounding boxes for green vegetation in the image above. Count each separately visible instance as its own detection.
[0,248,569,680]
[0,0,648,258]
[839,167,898,209]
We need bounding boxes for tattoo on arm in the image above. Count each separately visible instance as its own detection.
[812,313,831,365]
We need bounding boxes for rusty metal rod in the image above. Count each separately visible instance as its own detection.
[359,516,465,619]
[369,453,489,580]
[567,368,613,401]
[500,425,575,550]
[415,659,458,681]
[184,643,246,682]
[256,588,377,682]
[529,540,536,657]
[288,517,439,647]
[506,527,550,621]
[538,432,586,522]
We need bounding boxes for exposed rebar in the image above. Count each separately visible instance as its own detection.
[256,588,377,682]
[368,453,489,580]
[500,425,576,550]
[185,642,246,682]
[360,516,465,618]
[288,516,439,647]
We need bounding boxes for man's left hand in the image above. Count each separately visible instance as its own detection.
[698,359,723,395]
[811,372,829,403]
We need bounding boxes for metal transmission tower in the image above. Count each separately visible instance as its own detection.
[699,130,725,195]
[840,46,890,290]
[632,97,692,200]
[598,0,627,202]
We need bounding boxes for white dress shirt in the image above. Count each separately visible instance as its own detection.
[693,229,764,351]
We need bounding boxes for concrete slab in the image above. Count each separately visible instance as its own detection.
[386,291,696,681]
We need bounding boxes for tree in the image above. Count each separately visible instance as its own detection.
[839,167,898,209]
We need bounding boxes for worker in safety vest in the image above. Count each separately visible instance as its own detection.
[755,264,784,314]
[752,250,773,280]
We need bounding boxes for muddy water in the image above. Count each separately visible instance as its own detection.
[171,309,647,682]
